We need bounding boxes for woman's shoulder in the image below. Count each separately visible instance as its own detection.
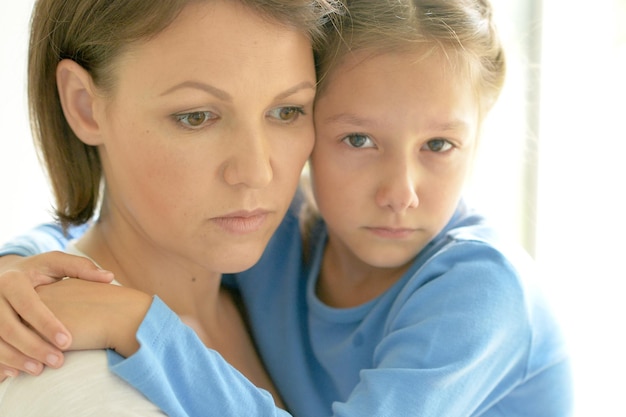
[0,350,166,416]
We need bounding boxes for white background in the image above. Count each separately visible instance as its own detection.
[1,1,625,416]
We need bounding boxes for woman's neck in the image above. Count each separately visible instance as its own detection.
[75,219,223,319]
[76,212,284,407]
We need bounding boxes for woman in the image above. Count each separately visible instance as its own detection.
[0,0,341,415]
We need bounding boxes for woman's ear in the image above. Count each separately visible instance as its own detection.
[56,59,104,146]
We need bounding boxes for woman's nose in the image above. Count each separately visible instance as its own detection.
[221,127,273,188]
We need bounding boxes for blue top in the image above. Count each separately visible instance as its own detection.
[0,197,573,417]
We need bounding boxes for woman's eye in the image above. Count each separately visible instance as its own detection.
[342,134,375,148]
[267,106,305,123]
[174,111,217,129]
[422,138,453,152]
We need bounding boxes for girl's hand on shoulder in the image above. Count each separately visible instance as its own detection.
[0,252,114,380]
[36,279,152,358]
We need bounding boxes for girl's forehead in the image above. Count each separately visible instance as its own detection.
[321,45,485,111]
[315,47,482,138]
[323,46,473,92]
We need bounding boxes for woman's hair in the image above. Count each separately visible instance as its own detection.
[317,0,506,112]
[28,0,343,228]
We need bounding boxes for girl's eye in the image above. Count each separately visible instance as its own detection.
[342,133,375,148]
[422,138,453,152]
[267,106,305,123]
[174,111,218,129]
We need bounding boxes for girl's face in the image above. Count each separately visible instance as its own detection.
[92,1,316,273]
[312,49,480,273]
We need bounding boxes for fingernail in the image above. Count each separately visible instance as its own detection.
[3,369,18,378]
[47,353,60,366]
[55,332,69,347]
[24,361,42,375]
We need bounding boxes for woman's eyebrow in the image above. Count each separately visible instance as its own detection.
[274,81,316,101]
[158,80,314,102]
[159,81,232,102]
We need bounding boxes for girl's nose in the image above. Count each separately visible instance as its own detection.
[221,128,273,188]
[374,160,419,212]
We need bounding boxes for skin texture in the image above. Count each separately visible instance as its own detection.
[70,1,315,294]
[311,49,480,308]
[65,1,315,402]
[0,8,483,392]
[1,1,316,402]
[0,253,114,378]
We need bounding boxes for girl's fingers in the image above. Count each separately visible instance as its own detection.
[0,270,72,352]
[0,293,66,371]
[0,251,112,373]
[25,251,114,286]
[0,365,20,381]
[0,335,48,377]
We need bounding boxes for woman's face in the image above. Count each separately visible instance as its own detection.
[92,1,316,273]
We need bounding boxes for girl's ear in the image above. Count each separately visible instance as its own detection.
[56,59,104,146]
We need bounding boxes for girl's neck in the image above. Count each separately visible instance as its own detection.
[317,238,410,308]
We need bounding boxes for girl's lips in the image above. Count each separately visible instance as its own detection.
[212,210,270,235]
[365,226,417,239]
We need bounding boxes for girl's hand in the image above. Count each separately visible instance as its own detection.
[0,252,114,380]
[36,279,152,358]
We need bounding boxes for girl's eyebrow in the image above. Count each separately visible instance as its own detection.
[323,112,469,133]
[426,120,471,133]
[323,112,380,128]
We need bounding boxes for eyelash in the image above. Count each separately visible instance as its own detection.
[173,111,218,130]
[421,139,454,153]
[341,134,455,153]
[173,106,306,131]
[266,106,306,124]
[342,133,375,148]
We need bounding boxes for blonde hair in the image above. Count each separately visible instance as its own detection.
[28,0,343,228]
[301,0,507,247]
[317,0,506,113]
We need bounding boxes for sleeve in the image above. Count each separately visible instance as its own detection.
[108,297,292,417]
[0,223,88,257]
[331,243,542,417]
[107,244,564,417]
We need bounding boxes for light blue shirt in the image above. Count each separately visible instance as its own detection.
[0,197,573,416]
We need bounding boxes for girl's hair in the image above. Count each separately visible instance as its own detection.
[317,0,506,112]
[301,0,507,249]
[28,0,343,228]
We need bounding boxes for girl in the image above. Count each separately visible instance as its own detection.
[0,0,573,416]
[0,0,341,415]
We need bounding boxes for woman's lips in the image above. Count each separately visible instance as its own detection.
[212,210,270,234]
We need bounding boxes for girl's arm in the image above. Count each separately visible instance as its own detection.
[98,244,572,417]
[109,298,291,417]
[0,222,88,258]
[0,222,109,379]
[33,277,290,417]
